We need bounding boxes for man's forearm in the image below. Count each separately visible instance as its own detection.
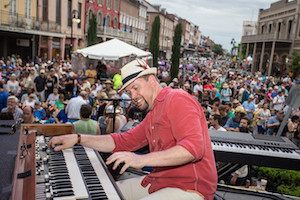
[142,145,195,167]
[80,134,116,152]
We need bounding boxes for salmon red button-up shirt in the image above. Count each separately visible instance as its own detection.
[111,87,217,200]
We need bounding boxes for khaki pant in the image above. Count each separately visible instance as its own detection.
[116,176,204,200]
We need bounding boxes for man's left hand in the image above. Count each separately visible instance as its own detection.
[106,152,146,174]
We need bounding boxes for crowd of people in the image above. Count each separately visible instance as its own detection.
[0,54,299,148]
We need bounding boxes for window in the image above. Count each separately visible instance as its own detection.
[11,0,16,13]
[261,25,264,34]
[106,16,110,27]
[42,0,48,21]
[25,0,31,18]
[78,2,82,28]
[288,20,293,36]
[67,0,72,27]
[107,0,112,9]
[56,0,61,25]
[97,12,102,26]
[114,17,118,29]
[114,0,118,11]
[269,24,272,33]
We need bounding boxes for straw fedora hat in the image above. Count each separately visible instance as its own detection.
[119,59,157,92]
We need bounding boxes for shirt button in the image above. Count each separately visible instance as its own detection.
[151,126,154,130]
[153,140,156,143]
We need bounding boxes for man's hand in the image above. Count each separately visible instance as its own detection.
[48,134,78,151]
[106,152,146,174]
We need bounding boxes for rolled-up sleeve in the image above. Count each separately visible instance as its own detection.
[111,118,149,152]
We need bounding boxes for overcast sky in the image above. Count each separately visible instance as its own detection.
[147,0,276,50]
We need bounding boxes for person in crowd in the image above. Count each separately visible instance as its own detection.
[209,114,227,131]
[256,103,271,134]
[219,105,230,127]
[34,69,47,102]
[65,90,88,123]
[272,91,285,111]
[22,106,35,124]
[286,115,299,140]
[266,110,285,136]
[49,59,217,200]
[104,105,127,134]
[0,82,9,112]
[45,68,58,99]
[112,70,122,90]
[73,104,100,135]
[102,79,115,97]
[220,82,231,104]
[33,101,46,121]
[242,95,256,119]
[85,64,97,85]
[96,60,108,79]
[46,87,60,106]
[23,93,37,108]
[224,107,246,132]
[1,95,23,120]
[6,74,21,96]
[238,117,251,133]
[55,94,66,110]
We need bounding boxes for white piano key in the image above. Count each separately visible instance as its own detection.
[84,147,121,200]
[53,148,89,200]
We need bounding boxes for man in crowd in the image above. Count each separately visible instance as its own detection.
[49,59,217,200]
[65,91,88,123]
[1,95,23,120]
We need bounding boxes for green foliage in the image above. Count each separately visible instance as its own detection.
[170,23,182,81]
[289,51,300,78]
[149,16,160,68]
[212,44,224,56]
[257,167,300,197]
[87,13,97,46]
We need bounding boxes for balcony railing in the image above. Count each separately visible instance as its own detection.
[97,26,132,41]
[241,33,292,43]
[0,10,61,33]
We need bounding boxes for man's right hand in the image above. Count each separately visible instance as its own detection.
[48,134,78,151]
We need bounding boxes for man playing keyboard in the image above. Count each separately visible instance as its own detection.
[49,59,217,200]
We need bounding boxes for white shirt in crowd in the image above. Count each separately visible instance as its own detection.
[209,126,227,131]
[193,84,203,95]
[65,96,88,119]
[47,93,59,105]
[273,95,285,111]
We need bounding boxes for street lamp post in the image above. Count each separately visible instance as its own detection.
[70,9,81,58]
[230,38,236,56]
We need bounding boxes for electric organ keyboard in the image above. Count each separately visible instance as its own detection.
[11,124,124,200]
[210,130,300,170]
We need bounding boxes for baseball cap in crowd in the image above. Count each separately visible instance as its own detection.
[119,59,157,92]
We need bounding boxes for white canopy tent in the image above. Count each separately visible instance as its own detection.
[76,38,152,60]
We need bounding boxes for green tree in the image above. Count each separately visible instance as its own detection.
[212,44,224,56]
[289,51,300,78]
[87,13,97,46]
[149,16,160,68]
[170,23,182,80]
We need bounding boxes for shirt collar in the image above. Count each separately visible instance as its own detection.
[154,87,171,103]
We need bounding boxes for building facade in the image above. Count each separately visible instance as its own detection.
[119,0,139,44]
[0,0,85,61]
[241,0,300,76]
[147,8,174,60]
[85,0,132,43]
